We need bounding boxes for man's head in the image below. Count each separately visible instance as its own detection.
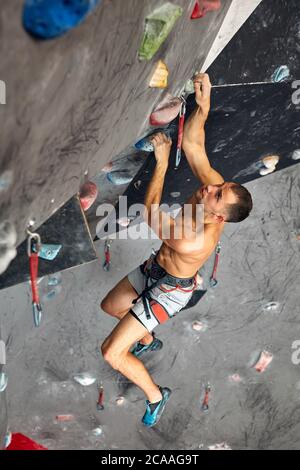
[197,182,253,223]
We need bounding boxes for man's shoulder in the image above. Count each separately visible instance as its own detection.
[204,223,223,241]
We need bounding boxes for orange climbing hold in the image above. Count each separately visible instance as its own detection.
[191,0,221,19]
[149,60,169,89]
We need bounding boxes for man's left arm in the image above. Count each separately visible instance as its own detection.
[143,133,176,241]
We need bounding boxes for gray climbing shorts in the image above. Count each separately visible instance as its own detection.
[127,252,196,332]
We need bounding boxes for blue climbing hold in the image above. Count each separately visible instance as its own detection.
[23,0,102,39]
[135,129,172,152]
[135,137,154,153]
[38,244,62,261]
[107,171,133,186]
[271,65,290,83]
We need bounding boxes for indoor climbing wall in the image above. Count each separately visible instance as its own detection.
[1,0,300,452]
[0,0,234,253]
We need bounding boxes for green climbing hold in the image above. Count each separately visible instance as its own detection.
[138,3,183,61]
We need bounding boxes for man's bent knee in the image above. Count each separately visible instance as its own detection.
[100,297,114,316]
[101,341,123,370]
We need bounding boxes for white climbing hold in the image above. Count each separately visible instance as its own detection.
[208,442,232,450]
[292,149,300,160]
[0,340,6,365]
[263,301,280,312]
[170,192,181,198]
[116,396,125,405]
[259,167,275,176]
[192,321,204,331]
[0,221,17,275]
[92,426,103,436]
[73,373,96,386]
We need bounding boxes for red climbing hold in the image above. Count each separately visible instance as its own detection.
[191,0,221,19]
[5,433,47,450]
[150,94,182,126]
[79,181,98,212]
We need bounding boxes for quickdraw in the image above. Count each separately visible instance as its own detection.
[103,239,112,272]
[97,382,104,411]
[201,383,211,412]
[209,241,221,288]
[175,97,186,168]
[27,230,43,327]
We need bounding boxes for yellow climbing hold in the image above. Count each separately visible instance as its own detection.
[149,60,169,88]
[262,155,280,169]
[259,155,280,176]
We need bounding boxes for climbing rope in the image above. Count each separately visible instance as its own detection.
[97,382,104,411]
[27,230,43,327]
[201,383,211,411]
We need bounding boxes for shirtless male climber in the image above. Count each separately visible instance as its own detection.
[100,73,253,427]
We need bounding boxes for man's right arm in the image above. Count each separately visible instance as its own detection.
[182,73,224,186]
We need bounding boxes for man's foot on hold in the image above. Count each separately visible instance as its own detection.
[142,386,172,427]
[131,333,163,358]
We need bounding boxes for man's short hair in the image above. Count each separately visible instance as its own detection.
[225,183,253,223]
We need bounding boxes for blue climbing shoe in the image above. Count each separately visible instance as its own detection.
[142,386,172,427]
[131,335,163,358]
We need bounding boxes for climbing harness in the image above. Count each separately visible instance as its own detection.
[27,230,43,327]
[132,255,197,320]
[209,241,221,288]
[201,383,211,411]
[97,382,104,411]
[175,97,187,168]
[103,239,112,272]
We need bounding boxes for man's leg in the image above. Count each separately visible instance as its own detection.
[101,312,162,403]
[100,276,154,345]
